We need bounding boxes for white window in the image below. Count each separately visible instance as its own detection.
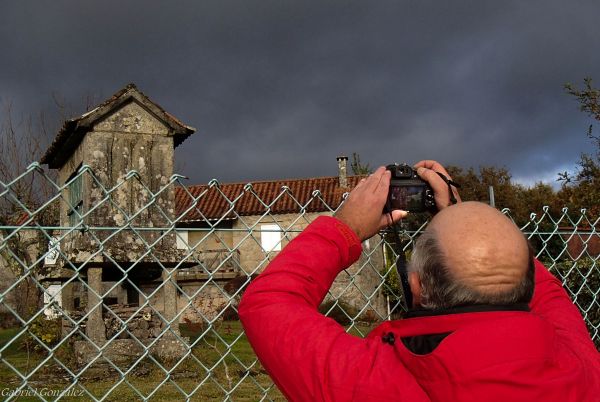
[45,236,60,265]
[43,285,62,319]
[261,224,282,252]
[176,230,189,250]
[175,230,189,250]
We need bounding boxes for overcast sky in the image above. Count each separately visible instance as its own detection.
[1,1,599,187]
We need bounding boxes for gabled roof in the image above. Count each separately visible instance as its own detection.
[41,83,196,169]
[175,176,361,223]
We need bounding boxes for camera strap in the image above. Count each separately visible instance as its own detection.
[435,172,461,205]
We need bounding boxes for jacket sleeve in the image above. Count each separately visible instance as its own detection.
[529,259,596,349]
[238,216,421,401]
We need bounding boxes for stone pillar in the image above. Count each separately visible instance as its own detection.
[86,266,105,343]
[60,282,73,338]
[162,268,179,336]
[152,267,186,363]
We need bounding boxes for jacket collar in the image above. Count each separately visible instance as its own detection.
[405,303,530,319]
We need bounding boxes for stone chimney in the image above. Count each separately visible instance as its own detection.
[336,155,349,188]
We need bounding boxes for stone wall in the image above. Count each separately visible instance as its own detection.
[185,223,234,253]
[327,236,387,319]
[138,280,235,326]
[178,282,234,324]
[232,212,315,275]
[229,212,387,318]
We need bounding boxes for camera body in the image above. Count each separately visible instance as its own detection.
[385,163,436,213]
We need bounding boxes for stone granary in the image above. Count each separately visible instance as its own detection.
[38,84,386,362]
[40,84,196,360]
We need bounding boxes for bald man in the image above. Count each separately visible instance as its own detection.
[408,201,534,310]
[239,161,600,402]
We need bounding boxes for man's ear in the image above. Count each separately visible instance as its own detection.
[408,271,422,307]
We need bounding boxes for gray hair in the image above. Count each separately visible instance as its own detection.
[407,230,535,310]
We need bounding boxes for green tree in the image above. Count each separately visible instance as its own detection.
[559,78,600,216]
[564,77,600,131]
[350,152,372,175]
[446,165,540,225]
[557,79,600,349]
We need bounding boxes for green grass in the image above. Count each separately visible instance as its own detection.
[0,321,377,401]
[0,327,22,347]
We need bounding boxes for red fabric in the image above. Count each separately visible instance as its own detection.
[239,216,600,402]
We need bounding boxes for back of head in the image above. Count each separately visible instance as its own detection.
[409,201,534,310]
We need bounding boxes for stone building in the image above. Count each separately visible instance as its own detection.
[35,84,386,362]
[40,84,196,359]
[173,172,387,321]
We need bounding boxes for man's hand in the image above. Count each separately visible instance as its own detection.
[414,160,462,211]
[334,166,407,241]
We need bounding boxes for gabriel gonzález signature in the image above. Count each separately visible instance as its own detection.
[2,387,85,398]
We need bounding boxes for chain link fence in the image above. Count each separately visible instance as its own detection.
[0,164,598,401]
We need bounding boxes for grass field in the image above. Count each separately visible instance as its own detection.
[0,321,376,401]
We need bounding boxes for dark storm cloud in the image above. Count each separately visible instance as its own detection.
[1,1,599,185]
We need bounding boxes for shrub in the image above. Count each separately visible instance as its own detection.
[20,315,61,354]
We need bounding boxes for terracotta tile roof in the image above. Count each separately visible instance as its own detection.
[175,176,362,222]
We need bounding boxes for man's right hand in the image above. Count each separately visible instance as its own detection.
[334,166,407,241]
[414,160,462,211]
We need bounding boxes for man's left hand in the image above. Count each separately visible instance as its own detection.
[334,166,407,241]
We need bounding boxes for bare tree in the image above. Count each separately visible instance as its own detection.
[0,101,60,321]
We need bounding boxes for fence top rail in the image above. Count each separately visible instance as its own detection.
[0,225,597,236]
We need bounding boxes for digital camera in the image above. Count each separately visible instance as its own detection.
[385,163,436,213]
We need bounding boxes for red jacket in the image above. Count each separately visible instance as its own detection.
[239,216,600,402]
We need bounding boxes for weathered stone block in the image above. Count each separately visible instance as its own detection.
[74,339,144,368]
[150,337,188,362]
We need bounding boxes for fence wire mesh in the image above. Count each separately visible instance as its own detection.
[0,164,598,401]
